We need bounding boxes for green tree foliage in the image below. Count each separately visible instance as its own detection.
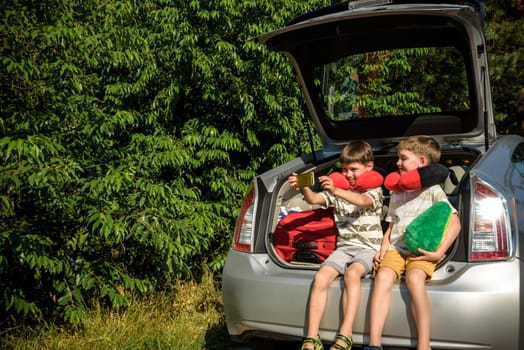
[484,0,524,133]
[0,0,331,324]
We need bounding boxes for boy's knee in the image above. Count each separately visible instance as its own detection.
[345,262,366,279]
[404,269,427,286]
[344,272,363,288]
[374,267,397,285]
[313,269,335,287]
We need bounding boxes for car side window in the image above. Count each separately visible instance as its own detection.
[512,142,524,178]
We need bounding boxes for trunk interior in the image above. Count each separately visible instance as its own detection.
[268,147,482,269]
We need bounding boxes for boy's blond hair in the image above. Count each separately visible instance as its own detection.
[339,140,374,164]
[398,135,441,164]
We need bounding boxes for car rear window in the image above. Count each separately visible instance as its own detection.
[313,46,470,121]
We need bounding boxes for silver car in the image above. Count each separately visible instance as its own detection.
[222,1,524,349]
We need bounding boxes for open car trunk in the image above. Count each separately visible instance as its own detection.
[267,147,481,271]
[257,1,497,152]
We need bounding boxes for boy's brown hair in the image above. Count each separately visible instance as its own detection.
[398,135,441,164]
[339,140,374,164]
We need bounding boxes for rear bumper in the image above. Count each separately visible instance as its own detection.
[222,251,317,340]
[222,249,522,349]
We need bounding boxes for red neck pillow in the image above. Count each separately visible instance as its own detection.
[384,163,449,192]
[328,170,384,193]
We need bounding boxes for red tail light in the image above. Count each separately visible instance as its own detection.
[469,176,511,261]
[233,185,255,252]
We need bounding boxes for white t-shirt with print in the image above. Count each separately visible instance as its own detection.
[386,185,457,255]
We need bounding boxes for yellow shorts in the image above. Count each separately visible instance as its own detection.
[379,249,437,279]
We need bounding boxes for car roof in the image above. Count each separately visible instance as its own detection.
[257,1,495,151]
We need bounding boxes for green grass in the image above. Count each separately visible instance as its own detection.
[0,272,234,350]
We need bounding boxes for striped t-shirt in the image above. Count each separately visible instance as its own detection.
[321,187,383,251]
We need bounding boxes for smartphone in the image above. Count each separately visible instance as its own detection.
[296,172,315,188]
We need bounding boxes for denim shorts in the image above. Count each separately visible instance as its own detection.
[321,245,376,275]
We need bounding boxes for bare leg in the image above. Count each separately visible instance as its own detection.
[334,262,366,347]
[304,266,340,349]
[368,267,397,346]
[405,269,431,350]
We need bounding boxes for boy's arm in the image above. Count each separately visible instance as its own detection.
[301,186,328,206]
[374,222,392,268]
[332,187,374,207]
[289,173,326,206]
[319,175,374,208]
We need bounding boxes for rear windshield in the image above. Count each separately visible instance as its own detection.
[313,46,470,121]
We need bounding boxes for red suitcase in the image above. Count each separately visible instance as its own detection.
[273,207,337,263]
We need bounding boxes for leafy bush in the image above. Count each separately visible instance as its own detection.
[0,0,329,324]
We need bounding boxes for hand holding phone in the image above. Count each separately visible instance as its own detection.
[295,172,315,188]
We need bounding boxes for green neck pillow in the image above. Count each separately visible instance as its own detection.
[404,201,452,255]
